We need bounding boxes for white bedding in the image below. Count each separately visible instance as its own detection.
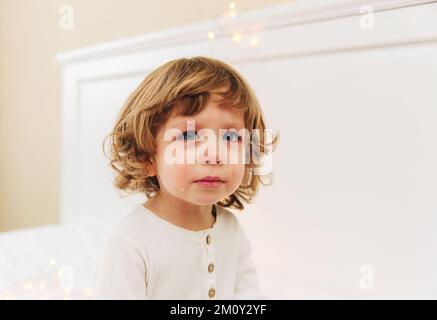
[0,217,116,300]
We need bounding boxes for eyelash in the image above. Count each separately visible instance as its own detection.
[176,130,242,142]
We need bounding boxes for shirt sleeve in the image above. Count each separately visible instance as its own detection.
[94,234,148,300]
[233,221,266,300]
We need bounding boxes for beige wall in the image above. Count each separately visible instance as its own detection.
[0,0,292,231]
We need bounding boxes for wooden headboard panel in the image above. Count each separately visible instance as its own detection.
[56,0,437,298]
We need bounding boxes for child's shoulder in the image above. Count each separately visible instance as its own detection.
[216,206,244,232]
[108,204,154,242]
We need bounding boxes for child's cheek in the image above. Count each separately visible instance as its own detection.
[225,162,245,194]
[162,161,192,189]
[224,141,246,165]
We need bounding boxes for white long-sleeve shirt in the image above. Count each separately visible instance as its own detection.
[94,203,264,300]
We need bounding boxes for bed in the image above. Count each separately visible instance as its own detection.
[0,216,114,299]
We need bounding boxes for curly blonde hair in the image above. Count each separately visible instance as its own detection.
[103,56,279,210]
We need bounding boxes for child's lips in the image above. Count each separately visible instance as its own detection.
[194,180,224,188]
[194,176,225,183]
[194,177,225,188]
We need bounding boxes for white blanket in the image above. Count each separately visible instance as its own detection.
[0,217,115,300]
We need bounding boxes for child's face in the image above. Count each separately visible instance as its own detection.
[149,93,246,206]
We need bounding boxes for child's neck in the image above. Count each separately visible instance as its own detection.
[143,195,216,232]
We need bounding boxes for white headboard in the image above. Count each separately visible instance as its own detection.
[56,0,437,298]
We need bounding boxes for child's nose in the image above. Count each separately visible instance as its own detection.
[200,153,222,165]
[204,159,221,164]
[199,146,223,165]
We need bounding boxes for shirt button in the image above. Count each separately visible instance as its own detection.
[208,288,216,298]
[208,263,215,273]
[206,234,211,245]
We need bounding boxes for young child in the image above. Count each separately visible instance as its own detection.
[95,56,279,300]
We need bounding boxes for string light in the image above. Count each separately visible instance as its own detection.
[211,2,262,48]
[232,33,242,43]
[23,282,34,290]
[3,271,95,300]
[209,2,265,49]
[250,37,259,47]
[223,2,239,19]
[84,288,93,296]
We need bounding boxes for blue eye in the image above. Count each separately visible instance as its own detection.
[177,130,198,141]
[223,131,241,142]
[176,130,241,142]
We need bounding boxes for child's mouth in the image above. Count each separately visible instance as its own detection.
[194,176,225,188]
[194,180,224,188]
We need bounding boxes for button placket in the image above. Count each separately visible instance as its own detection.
[205,232,216,299]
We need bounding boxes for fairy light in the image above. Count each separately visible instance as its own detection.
[223,2,238,19]
[232,33,242,43]
[207,31,215,39]
[84,288,93,296]
[24,282,34,290]
[250,37,259,47]
[49,258,57,267]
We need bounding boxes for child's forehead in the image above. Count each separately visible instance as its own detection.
[166,118,245,131]
[166,103,245,129]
